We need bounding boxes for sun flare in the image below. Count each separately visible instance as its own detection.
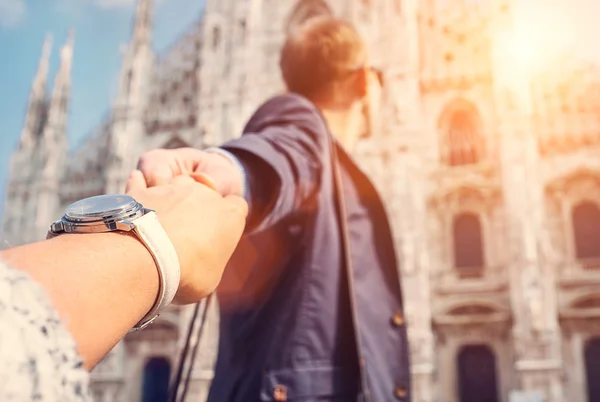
[504,1,575,74]
[492,1,576,111]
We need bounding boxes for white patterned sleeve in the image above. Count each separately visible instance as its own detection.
[0,260,92,402]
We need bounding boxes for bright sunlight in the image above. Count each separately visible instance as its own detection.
[508,0,575,73]
[493,0,578,112]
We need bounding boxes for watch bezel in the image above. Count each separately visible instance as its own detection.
[49,194,151,235]
[65,194,142,223]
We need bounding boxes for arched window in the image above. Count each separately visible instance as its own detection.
[286,0,333,34]
[572,201,600,260]
[141,357,171,402]
[440,107,484,166]
[457,345,499,402]
[453,213,484,274]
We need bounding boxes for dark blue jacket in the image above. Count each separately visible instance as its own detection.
[209,94,410,402]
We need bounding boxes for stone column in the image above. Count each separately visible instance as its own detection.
[354,138,435,402]
[499,114,564,402]
[495,62,564,402]
[386,149,436,402]
[490,8,564,399]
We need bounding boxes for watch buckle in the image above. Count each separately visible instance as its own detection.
[130,314,160,332]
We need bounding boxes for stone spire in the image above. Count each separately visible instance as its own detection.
[30,31,75,241]
[42,29,74,147]
[132,0,153,50]
[105,0,154,194]
[114,0,154,110]
[19,33,53,149]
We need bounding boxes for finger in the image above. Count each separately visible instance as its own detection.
[145,169,174,187]
[169,175,196,185]
[125,170,148,193]
[190,172,218,192]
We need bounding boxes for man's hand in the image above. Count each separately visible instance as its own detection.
[136,147,245,197]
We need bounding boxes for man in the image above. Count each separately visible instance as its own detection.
[137,17,410,401]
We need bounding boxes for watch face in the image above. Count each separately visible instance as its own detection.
[66,194,139,221]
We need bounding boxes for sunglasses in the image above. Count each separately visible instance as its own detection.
[369,66,384,87]
[347,65,385,88]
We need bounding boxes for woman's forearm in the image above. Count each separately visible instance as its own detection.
[0,232,159,370]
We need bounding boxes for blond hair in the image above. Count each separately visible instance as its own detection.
[279,17,366,99]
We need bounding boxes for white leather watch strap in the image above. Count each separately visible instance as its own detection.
[130,211,181,331]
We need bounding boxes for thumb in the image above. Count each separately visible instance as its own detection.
[194,153,243,197]
[125,170,147,193]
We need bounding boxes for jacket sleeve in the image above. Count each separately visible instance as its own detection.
[220,98,329,233]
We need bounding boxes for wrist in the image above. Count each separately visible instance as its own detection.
[54,232,161,331]
[52,232,160,311]
[204,147,247,198]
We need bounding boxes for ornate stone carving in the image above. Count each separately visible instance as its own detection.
[521,266,545,333]
[427,168,501,221]
[409,333,435,366]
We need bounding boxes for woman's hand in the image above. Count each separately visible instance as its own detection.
[126,170,248,304]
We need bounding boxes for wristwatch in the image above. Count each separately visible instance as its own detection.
[47,194,181,331]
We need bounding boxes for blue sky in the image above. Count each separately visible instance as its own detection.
[0,0,205,218]
[0,0,599,222]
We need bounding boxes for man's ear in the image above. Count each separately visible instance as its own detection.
[352,67,369,99]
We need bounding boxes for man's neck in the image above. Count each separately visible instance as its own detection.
[317,107,359,150]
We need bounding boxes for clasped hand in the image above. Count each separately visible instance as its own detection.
[125,147,246,305]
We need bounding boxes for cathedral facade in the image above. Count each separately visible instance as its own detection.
[3,0,600,401]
